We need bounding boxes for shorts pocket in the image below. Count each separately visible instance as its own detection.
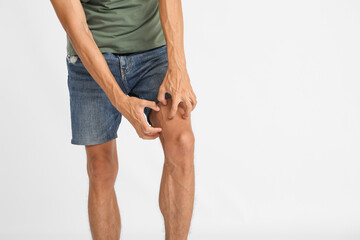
[66,54,79,64]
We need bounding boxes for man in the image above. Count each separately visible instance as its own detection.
[50,0,197,239]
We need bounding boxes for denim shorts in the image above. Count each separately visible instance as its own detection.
[66,45,171,146]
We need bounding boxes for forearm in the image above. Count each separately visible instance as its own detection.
[67,27,127,109]
[158,0,187,71]
[51,0,127,111]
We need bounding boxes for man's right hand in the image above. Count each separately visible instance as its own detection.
[118,96,162,140]
[50,0,162,140]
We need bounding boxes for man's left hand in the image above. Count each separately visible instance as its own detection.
[157,67,197,119]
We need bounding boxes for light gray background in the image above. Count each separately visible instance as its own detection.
[1,0,360,239]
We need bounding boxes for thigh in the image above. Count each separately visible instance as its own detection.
[149,98,193,142]
[85,138,118,165]
[66,53,125,146]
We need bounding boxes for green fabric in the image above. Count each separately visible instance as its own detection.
[66,0,166,56]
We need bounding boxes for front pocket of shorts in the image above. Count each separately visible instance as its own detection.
[66,54,79,64]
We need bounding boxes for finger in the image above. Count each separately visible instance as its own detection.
[144,127,162,134]
[168,97,180,120]
[136,108,162,134]
[141,133,160,140]
[142,99,160,111]
[157,87,168,106]
[141,118,162,135]
[191,97,197,110]
[182,99,192,119]
[190,92,197,110]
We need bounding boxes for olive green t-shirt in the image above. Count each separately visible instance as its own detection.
[66,0,166,56]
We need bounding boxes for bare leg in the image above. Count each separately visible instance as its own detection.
[150,98,195,240]
[85,139,121,240]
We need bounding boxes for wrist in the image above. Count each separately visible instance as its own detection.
[168,62,187,72]
[110,89,129,113]
[167,62,189,76]
[167,46,187,71]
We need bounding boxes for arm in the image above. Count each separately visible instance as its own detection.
[51,0,125,109]
[158,0,197,119]
[50,0,162,139]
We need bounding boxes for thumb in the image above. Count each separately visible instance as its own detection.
[143,100,160,111]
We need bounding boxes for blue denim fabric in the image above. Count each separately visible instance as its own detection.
[66,45,171,145]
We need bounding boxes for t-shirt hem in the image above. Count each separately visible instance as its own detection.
[66,40,167,56]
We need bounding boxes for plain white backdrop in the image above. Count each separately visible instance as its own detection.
[0,0,360,239]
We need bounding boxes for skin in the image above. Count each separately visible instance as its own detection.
[158,0,197,118]
[150,98,195,240]
[50,0,196,239]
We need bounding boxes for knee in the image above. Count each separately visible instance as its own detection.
[168,130,195,154]
[165,130,195,171]
[87,153,118,189]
